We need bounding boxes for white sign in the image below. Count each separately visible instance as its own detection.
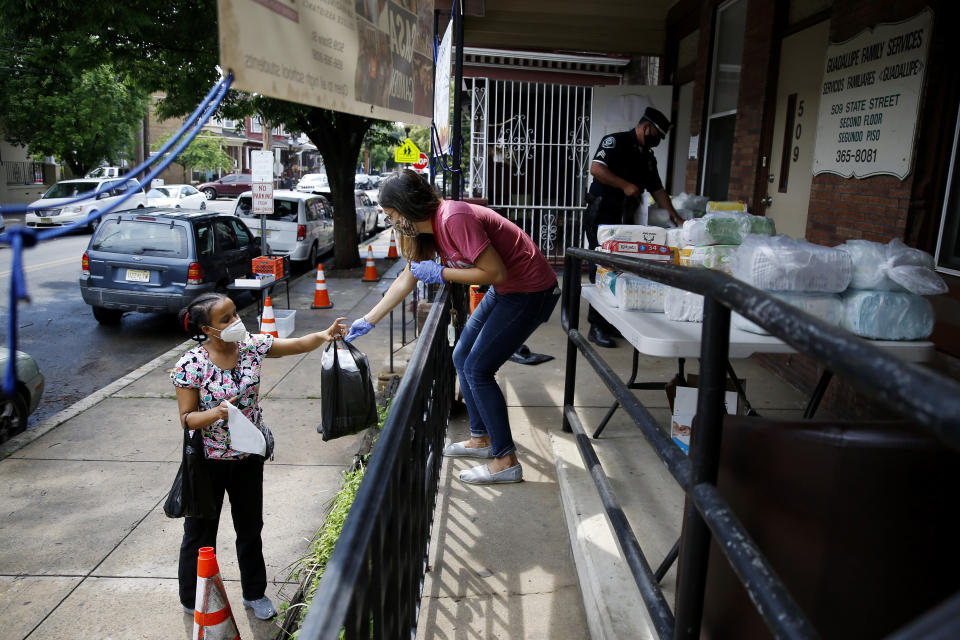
[251,150,274,183]
[812,9,932,179]
[688,134,699,160]
[252,182,274,215]
[434,21,452,153]
[217,0,434,126]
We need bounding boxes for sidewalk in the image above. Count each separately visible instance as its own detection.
[0,230,813,639]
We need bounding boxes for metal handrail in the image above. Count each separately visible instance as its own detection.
[298,283,465,638]
[561,247,960,639]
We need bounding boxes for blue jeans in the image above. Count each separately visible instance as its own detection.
[452,283,559,458]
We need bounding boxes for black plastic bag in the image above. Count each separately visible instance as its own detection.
[163,427,218,519]
[319,340,378,441]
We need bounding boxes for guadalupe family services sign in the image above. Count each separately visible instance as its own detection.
[812,9,932,179]
[217,0,434,126]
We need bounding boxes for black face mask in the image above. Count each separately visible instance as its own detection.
[645,127,663,148]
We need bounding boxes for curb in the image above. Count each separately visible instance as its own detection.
[1,337,196,458]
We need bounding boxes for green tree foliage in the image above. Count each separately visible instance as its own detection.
[151,132,234,175]
[362,122,404,174]
[0,58,148,176]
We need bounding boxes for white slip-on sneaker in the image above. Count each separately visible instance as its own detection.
[242,596,278,620]
[442,440,493,458]
[459,463,523,485]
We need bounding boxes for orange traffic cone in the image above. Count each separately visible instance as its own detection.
[192,547,240,640]
[386,229,399,259]
[310,264,333,309]
[260,296,279,337]
[361,246,380,282]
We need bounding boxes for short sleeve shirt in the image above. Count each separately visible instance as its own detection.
[588,129,664,211]
[432,200,557,294]
[170,333,273,459]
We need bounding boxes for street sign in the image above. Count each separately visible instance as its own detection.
[413,152,428,171]
[252,182,274,215]
[251,150,274,182]
[394,138,421,163]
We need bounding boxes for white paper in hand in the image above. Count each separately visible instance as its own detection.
[227,402,266,456]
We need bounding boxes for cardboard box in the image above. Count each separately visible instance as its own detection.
[667,374,743,454]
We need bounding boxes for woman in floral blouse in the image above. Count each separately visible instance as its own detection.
[171,292,345,619]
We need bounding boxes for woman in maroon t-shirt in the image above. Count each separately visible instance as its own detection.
[345,170,558,485]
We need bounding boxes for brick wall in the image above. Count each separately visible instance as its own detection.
[147,95,188,184]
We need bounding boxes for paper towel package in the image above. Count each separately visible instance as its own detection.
[597,224,668,246]
[600,239,675,261]
[733,235,853,292]
[733,292,843,335]
[665,287,704,322]
[616,275,667,312]
[837,238,947,295]
[841,290,934,340]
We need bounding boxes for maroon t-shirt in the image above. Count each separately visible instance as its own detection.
[432,200,557,294]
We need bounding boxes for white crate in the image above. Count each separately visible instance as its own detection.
[257,308,296,338]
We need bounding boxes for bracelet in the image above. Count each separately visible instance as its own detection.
[182,411,193,429]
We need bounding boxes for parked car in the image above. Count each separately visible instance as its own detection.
[354,173,375,190]
[234,190,334,266]
[146,184,207,210]
[295,172,329,193]
[85,166,122,178]
[313,189,377,237]
[369,193,390,231]
[197,173,252,200]
[79,209,262,324]
[25,178,147,232]
[0,348,45,443]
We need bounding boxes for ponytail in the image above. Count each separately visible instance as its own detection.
[178,292,227,344]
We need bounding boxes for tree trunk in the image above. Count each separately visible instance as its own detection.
[300,109,373,270]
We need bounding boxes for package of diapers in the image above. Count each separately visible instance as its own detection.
[616,275,666,312]
[664,287,704,322]
[837,238,947,295]
[733,292,843,335]
[680,245,738,274]
[733,235,853,292]
[665,228,684,248]
[596,266,618,297]
[597,224,667,246]
[841,290,934,340]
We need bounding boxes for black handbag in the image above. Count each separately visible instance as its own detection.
[318,340,378,441]
[163,427,218,519]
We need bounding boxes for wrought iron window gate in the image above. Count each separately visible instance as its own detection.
[466,78,592,263]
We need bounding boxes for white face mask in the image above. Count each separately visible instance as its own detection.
[208,318,247,342]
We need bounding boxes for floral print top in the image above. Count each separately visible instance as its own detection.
[170,333,273,459]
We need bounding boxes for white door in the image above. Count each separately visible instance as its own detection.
[765,20,830,239]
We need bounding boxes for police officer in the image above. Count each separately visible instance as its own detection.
[584,106,683,347]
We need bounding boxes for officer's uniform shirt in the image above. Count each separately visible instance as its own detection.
[588,129,664,214]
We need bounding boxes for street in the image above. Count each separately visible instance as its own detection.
[0,199,313,430]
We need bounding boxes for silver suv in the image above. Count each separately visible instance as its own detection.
[25,178,146,232]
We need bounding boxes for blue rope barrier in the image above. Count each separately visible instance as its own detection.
[0,72,234,398]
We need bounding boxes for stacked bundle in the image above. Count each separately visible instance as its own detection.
[594,224,676,311]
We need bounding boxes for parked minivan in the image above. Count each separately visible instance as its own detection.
[234,190,334,266]
[25,178,147,232]
[79,209,262,324]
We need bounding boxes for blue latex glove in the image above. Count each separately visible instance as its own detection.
[410,260,445,284]
[345,317,374,342]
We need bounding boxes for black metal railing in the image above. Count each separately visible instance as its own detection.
[3,160,43,185]
[561,247,960,639]
[298,283,466,639]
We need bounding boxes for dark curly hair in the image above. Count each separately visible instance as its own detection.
[178,293,228,344]
[378,169,440,261]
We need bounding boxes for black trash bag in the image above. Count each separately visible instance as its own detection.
[164,427,218,519]
[319,340,378,441]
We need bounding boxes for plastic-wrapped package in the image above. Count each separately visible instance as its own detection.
[681,218,710,246]
[733,235,853,292]
[837,238,947,295]
[706,201,748,213]
[597,224,667,246]
[841,290,934,340]
[666,228,684,248]
[596,266,618,297]
[680,245,738,274]
[665,287,704,322]
[672,192,709,219]
[616,275,666,312]
[681,212,769,246]
[748,215,776,236]
[733,292,843,335]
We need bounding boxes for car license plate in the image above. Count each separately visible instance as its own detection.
[251,229,271,237]
[126,269,151,282]
[40,217,52,223]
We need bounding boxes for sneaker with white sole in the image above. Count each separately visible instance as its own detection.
[443,440,493,458]
[242,596,278,620]
[459,463,523,485]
